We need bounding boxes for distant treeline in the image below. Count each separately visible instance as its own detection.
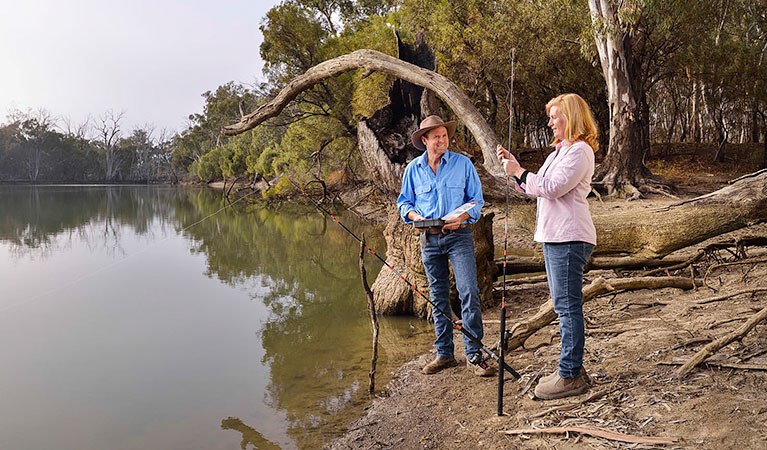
[2,0,766,185]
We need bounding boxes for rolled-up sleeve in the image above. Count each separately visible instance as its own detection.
[397,165,417,223]
[524,146,590,200]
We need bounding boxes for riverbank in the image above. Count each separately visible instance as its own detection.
[327,202,767,449]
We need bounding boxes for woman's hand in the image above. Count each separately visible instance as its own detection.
[496,144,524,178]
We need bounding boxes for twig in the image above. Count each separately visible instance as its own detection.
[359,233,379,393]
[659,360,767,371]
[677,305,767,378]
[498,426,679,444]
[695,287,767,304]
[703,257,767,288]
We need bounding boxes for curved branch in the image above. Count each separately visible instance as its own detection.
[221,49,504,177]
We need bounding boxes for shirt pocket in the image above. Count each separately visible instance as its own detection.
[446,181,465,202]
[415,183,435,213]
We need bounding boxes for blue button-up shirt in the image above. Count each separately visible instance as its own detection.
[397,149,484,224]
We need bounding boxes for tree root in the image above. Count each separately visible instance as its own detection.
[676,305,767,378]
[695,287,767,304]
[506,276,698,352]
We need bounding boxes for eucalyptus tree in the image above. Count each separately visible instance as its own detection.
[587,0,708,196]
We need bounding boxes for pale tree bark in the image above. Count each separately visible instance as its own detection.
[588,0,663,197]
[221,49,506,178]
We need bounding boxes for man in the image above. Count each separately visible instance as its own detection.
[397,115,496,377]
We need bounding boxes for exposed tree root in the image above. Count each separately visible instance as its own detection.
[677,305,767,378]
[506,276,698,352]
[695,287,767,304]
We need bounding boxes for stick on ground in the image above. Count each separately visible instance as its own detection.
[499,425,679,444]
[677,305,767,378]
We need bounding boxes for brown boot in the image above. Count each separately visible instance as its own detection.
[540,367,590,385]
[422,356,459,374]
[534,374,589,400]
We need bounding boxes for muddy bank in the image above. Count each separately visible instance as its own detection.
[327,202,767,449]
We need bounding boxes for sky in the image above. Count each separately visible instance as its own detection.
[0,0,282,134]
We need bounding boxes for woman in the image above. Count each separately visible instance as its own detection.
[496,93,598,400]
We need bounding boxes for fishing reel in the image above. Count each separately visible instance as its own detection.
[467,352,489,369]
[496,329,512,353]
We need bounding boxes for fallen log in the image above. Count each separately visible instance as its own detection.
[493,255,690,276]
[506,276,697,352]
[676,305,767,378]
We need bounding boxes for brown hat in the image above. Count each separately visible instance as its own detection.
[411,115,456,151]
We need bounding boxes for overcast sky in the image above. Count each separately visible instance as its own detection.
[0,0,281,133]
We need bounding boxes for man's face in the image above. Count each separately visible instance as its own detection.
[421,126,449,156]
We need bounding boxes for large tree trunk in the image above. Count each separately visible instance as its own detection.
[588,0,658,197]
[371,206,497,319]
[357,32,436,193]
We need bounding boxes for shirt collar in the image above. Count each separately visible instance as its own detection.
[416,149,452,166]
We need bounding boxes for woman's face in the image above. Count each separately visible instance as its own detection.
[547,105,567,142]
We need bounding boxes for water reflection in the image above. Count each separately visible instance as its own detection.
[0,185,432,450]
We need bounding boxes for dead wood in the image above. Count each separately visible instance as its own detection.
[498,425,678,444]
[703,256,767,288]
[221,49,505,178]
[695,287,767,304]
[506,276,697,352]
[676,305,767,378]
[659,360,767,371]
[592,170,767,258]
[359,233,379,393]
[494,255,689,276]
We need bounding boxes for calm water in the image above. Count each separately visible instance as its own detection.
[0,185,432,450]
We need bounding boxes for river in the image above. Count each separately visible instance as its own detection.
[0,185,433,450]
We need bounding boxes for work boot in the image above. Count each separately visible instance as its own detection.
[540,367,590,385]
[466,353,498,377]
[422,356,459,374]
[534,374,589,400]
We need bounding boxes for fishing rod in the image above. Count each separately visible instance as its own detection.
[498,47,516,416]
[287,177,521,380]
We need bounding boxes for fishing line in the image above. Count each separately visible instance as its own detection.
[498,47,516,416]
[1,188,259,314]
[288,177,521,379]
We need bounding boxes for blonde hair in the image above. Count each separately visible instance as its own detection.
[546,93,599,152]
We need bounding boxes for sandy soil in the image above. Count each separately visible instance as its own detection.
[327,175,767,449]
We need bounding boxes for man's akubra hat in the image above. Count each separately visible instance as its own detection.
[411,115,456,151]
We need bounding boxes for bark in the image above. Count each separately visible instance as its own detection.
[371,206,496,319]
[592,170,767,257]
[221,49,505,178]
[588,0,657,197]
[357,32,435,193]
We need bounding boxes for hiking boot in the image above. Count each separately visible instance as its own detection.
[534,374,589,400]
[422,356,459,374]
[466,353,498,377]
[540,367,590,385]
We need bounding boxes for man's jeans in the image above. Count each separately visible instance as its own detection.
[420,227,483,358]
[543,241,594,379]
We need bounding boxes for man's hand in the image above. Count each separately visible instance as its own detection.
[408,211,427,230]
[442,212,470,232]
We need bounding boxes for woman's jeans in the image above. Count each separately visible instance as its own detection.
[420,227,483,358]
[543,241,594,379]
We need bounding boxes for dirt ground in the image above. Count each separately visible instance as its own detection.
[327,159,767,449]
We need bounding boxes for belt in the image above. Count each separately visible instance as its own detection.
[423,223,472,234]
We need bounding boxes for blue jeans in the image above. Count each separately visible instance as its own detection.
[420,228,483,358]
[543,241,594,379]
